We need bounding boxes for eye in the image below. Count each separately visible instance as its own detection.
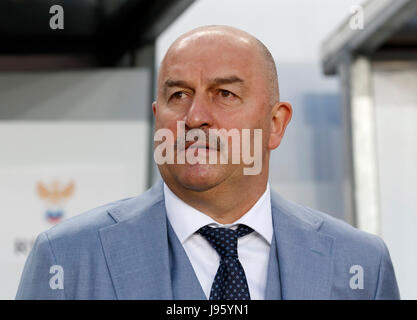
[218,89,236,98]
[171,91,185,99]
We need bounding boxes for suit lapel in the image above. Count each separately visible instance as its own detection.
[270,191,335,299]
[264,230,282,299]
[98,182,173,299]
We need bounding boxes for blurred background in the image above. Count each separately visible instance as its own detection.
[0,0,416,299]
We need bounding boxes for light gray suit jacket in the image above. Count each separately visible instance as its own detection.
[16,180,400,299]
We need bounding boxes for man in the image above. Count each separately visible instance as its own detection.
[16,26,400,299]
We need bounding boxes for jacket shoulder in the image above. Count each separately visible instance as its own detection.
[271,190,387,258]
[45,197,129,244]
[271,191,400,299]
[44,181,164,244]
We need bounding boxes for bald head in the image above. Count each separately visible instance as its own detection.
[158,25,279,106]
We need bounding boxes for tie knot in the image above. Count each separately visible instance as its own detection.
[197,224,254,259]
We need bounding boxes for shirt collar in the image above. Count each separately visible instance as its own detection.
[164,182,273,245]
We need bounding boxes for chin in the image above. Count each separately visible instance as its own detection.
[175,164,228,192]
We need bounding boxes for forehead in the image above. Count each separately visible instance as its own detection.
[159,32,264,85]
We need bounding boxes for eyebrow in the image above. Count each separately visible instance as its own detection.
[164,79,191,89]
[211,76,244,86]
[163,76,244,91]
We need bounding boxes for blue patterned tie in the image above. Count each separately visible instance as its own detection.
[197,224,254,300]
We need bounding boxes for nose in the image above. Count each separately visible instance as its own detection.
[184,94,214,129]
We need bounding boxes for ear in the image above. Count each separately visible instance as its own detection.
[152,101,157,117]
[268,101,292,150]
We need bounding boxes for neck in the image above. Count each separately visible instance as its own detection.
[164,171,269,224]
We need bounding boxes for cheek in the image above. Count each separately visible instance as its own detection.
[217,107,266,131]
[155,120,177,136]
[154,105,183,131]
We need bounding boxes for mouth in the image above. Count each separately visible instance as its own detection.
[184,141,218,151]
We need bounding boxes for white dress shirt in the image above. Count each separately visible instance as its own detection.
[164,182,273,300]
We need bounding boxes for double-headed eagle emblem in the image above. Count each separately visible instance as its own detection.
[36,180,75,223]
